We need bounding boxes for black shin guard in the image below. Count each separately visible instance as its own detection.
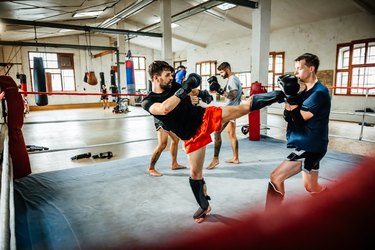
[189,178,210,219]
[265,181,284,211]
[250,90,285,111]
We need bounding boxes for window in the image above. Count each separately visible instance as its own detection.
[268,52,285,91]
[173,60,187,69]
[335,39,375,95]
[196,60,217,90]
[29,52,75,91]
[132,56,147,90]
[236,72,251,96]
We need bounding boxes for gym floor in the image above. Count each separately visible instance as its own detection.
[23,101,375,174]
[15,101,374,249]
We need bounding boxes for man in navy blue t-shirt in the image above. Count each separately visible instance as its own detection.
[266,53,331,210]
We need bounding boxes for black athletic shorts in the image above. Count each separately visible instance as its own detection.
[154,118,169,131]
[286,149,326,172]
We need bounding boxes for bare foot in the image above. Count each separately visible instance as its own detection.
[171,164,187,170]
[148,169,162,177]
[207,159,219,170]
[225,159,240,164]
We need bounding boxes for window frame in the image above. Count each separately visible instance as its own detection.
[268,51,285,91]
[195,60,217,90]
[132,56,147,91]
[334,38,375,96]
[28,51,76,92]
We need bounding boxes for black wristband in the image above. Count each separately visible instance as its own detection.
[174,88,187,99]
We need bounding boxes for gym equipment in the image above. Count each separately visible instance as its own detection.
[175,73,202,99]
[87,71,98,85]
[83,72,88,83]
[197,89,213,104]
[241,125,249,135]
[33,57,48,106]
[112,98,129,113]
[277,74,301,105]
[99,72,105,87]
[71,152,91,160]
[125,59,135,94]
[265,181,284,211]
[250,90,284,111]
[26,145,49,152]
[0,75,31,178]
[189,178,211,223]
[92,151,113,159]
[110,69,118,102]
[208,76,224,95]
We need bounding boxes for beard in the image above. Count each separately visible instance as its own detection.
[160,81,172,90]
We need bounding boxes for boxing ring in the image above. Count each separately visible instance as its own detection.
[0,87,374,249]
[0,126,16,250]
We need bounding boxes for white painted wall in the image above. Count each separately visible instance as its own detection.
[1,12,374,124]
[185,12,375,123]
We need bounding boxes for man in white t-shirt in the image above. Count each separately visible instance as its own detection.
[207,62,243,170]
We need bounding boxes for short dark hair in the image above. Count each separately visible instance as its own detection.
[148,60,171,79]
[177,65,186,70]
[295,53,320,73]
[217,62,231,71]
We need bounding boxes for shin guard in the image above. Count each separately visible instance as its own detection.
[250,90,285,111]
[265,181,284,211]
[189,178,210,219]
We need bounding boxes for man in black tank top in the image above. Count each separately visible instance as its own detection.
[142,61,285,223]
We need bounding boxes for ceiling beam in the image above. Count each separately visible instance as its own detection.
[173,34,207,48]
[139,0,222,32]
[216,0,258,9]
[205,9,252,29]
[0,40,118,51]
[352,0,375,15]
[0,18,162,38]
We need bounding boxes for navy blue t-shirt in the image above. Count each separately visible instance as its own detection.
[141,81,205,140]
[286,81,331,152]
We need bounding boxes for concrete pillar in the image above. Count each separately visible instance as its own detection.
[116,22,126,93]
[251,0,271,135]
[160,0,173,64]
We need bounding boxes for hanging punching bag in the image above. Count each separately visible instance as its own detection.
[87,71,98,85]
[125,60,135,94]
[33,57,48,106]
[99,72,105,88]
[110,69,118,100]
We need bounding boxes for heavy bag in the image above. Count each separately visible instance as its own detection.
[0,75,31,178]
[83,72,88,83]
[33,57,48,106]
[19,73,27,96]
[99,72,105,88]
[125,60,135,94]
[110,69,118,97]
[87,71,98,85]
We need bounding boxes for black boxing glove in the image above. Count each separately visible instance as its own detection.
[175,73,202,99]
[278,74,301,105]
[197,89,213,104]
[208,76,224,95]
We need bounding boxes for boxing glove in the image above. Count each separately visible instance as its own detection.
[208,76,224,95]
[175,73,202,99]
[277,74,301,105]
[197,89,213,104]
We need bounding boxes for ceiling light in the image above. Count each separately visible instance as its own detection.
[99,0,155,28]
[73,11,103,18]
[171,23,179,28]
[217,3,236,11]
